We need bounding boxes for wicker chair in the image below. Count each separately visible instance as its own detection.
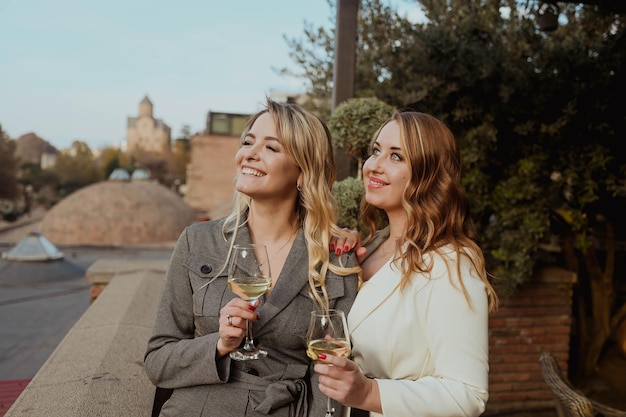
[539,351,626,417]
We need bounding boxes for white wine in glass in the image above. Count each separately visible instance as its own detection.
[306,309,351,417]
[227,244,272,361]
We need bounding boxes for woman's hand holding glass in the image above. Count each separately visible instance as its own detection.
[225,243,272,361]
[217,298,260,358]
[307,309,351,417]
[313,354,381,415]
[309,309,380,416]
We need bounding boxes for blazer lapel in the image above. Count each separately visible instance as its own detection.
[348,259,401,335]
[256,229,309,327]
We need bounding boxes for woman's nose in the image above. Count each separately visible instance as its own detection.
[241,143,260,160]
[364,156,382,174]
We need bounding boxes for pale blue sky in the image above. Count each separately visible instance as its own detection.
[0,0,418,151]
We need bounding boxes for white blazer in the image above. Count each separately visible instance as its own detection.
[346,246,490,417]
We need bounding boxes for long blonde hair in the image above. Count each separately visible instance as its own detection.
[361,111,498,312]
[223,98,359,311]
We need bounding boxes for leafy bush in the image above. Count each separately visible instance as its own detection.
[328,97,395,169]
[332,176,365,232]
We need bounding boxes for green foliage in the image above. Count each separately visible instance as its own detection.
[287,0,626,293]
[53,140,101,196]
[98,147,122,179]
[484,153,556,294]
[19,162,58,192]
[176,124,192,142]
[328,97,395,165]
[280,0,411,115]
[0,123,19,200]
[332,176,365,231]
[96,146,133,180]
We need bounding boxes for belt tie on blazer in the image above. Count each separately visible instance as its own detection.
[231,369,308,417]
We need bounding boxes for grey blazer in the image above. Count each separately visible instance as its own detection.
[144,218,359,417]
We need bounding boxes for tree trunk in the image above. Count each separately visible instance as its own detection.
[560,225,589,370]
[581,222,616,376]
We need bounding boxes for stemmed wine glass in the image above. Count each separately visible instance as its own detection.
[227,243,272,361]
[306,309,351,417]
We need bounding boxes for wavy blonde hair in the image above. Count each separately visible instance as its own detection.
[361,111,498,312]
[223,98,359,312]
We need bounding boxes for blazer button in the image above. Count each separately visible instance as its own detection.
[200,265,212,274]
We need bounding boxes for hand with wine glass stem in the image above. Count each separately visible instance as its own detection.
[312,351,381,415]
[307,309,351,417]
[226,243,272,361]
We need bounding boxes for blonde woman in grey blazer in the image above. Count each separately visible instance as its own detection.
[144,99,360,417]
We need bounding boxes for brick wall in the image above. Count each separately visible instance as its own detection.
[185,133,239,218]
[485,267,576,415]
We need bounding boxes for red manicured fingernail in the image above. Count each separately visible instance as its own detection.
[344,245,349,252]
[256,314,261,320]
[330,244,335,251]
[336,248,342,255]
[248,304,257,311]
[318,353,327,360]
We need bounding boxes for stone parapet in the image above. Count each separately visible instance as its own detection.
[5,259,166,417]
[85,258,170,302]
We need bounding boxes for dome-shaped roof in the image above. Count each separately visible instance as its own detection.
[131,169,149,180]
[108,168,130,181]
[40,181,197,246]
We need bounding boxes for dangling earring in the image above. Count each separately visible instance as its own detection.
[296,183,302,192]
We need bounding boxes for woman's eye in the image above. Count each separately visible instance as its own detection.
[371,148,381,156]
[391,153,402,161]
[266,145,278,152]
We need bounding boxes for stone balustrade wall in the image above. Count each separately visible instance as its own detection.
[5,259,168,417]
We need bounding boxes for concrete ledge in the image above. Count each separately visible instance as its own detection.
[85,258,170,285]
[6,260,166,417]
[85,258,170,302]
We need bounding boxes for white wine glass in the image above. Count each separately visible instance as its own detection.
[227,243,272,360]
[306,309,351,417]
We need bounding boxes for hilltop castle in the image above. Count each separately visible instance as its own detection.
[125,96,171,156]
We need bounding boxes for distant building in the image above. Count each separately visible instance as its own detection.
[125,96,171,156]
[185,111,250,218]
[267,91,308,106]
[15,132,58,169]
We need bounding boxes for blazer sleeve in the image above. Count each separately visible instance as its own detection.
[376,253,490,417]
[144,225,230,389]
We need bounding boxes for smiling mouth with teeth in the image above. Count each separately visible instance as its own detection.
[242,168,265,177]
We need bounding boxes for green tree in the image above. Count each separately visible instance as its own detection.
[333,176,365,230]
[0,123,19,201]
[97,146,132,180]
[286,0,626,376]
[99,147,122,179]
[282,0,411,117]
[53,140,101,196]
[327,97,395,179]
[18,161,60,207]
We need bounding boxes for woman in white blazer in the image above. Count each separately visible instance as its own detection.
[144,99,360,417]
[316,111,499,417]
